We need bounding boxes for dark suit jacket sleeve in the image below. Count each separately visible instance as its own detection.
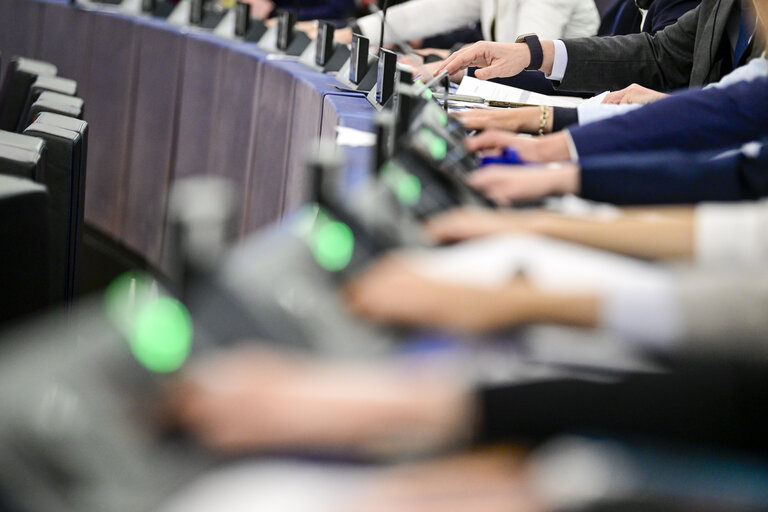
[645,0,701,34]
[557,6,700,92]
[576,142,768,205]
[569,77,768,158]
[475,362,768,454]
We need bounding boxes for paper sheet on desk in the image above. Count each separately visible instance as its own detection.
[456,77,608,108]
[336,126,376,147]
[407,233,669,293]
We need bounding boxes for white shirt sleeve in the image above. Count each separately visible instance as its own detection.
[705,55,768,90]
[356,0,482,47]
[694,198,768,267]
[575,104,644,126]
[546,39,568,81]
[600,267,686,349]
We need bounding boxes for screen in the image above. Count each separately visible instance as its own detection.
[349,34,369,84]
[234,2,250,37]
[315,22,335,67]
[376,49,397,105]
[277,10,295,51]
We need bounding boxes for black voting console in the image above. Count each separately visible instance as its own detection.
[298,20,351,73]
[0,175,49,323]
[335,33,379,93]
[0,130,46,181]
[0,57,58,132]
[24,119,87,304]
[234,1,268,42]
[17,75,78,132]
[25,91,85,128]
[189,0,227,29]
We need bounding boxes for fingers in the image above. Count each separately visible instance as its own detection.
[438,42,490,77]
[465,130,519,152]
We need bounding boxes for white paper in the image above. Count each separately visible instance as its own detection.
[336,126,376,147]
[456,76,587,108]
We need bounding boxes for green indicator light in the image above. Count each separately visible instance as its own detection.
[396,173,422,206]
[429,136,448,161]
[104,271,154,334]
[424,88,434,100]
[130,297,193,374]
[439,111,449,126]
[312,221,355,271]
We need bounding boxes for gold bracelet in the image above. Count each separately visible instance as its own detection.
[538,105,549,136]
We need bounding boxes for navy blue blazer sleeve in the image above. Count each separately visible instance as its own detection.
[578,141,768,205]
[272,0,353,20]
[569,76,768,158]
[644,0,701,34]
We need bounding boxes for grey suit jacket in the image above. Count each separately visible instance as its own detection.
[559,0,763,92]
[673,268,768,357]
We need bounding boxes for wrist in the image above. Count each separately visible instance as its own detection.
[537,133,572,162]
[540,40,555,76]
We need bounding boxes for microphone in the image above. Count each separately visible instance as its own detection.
[379,0,389,52]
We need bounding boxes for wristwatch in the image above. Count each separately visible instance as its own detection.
[516,33,543,71]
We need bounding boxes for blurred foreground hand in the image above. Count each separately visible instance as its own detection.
[343,449,544,512]
[168,348,472,456]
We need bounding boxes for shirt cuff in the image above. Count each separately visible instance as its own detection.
[600,267,685,349]
[545,40,568,82]
[694,200,768,266]
[563,130,579,162]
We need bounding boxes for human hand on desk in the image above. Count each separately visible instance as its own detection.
[458,108,553,135]
[467,164,580,206]
[343,450,542,512]
[465,130,572,162]
[437,41,554,80]
[169,347,471,456]
[345,254,599,332]
[603,83,669,105]
[242,0,275,20]
[425,207,553,244]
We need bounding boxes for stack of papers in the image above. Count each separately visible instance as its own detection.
[456,76,607,109]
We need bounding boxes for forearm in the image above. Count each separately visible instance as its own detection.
[357,0,479,46]
[533,209,695,260]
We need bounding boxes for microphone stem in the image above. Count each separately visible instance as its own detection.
[379,0,389,49]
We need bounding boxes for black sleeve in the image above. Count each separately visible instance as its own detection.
[551,107,579,131]
[475,361,768,454]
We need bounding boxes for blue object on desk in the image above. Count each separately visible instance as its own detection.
[480,147,524,166]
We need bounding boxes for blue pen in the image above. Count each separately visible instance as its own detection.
[480,147,524,166]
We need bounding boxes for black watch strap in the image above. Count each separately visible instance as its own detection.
[518,34,543,71]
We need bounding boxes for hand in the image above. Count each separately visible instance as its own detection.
[458,107,551,134]
[345,254,538,332]
[343,450,542,512]
[602,83,669,105]
[467,163,580,205]
[169,348,471,455]
[423,59,465,84]
[242,0,275,20]
[437,41,531,80]
[335,27,354,45]
[465,130,572,163]
[425,207,551,244]
[295,20,318,39]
